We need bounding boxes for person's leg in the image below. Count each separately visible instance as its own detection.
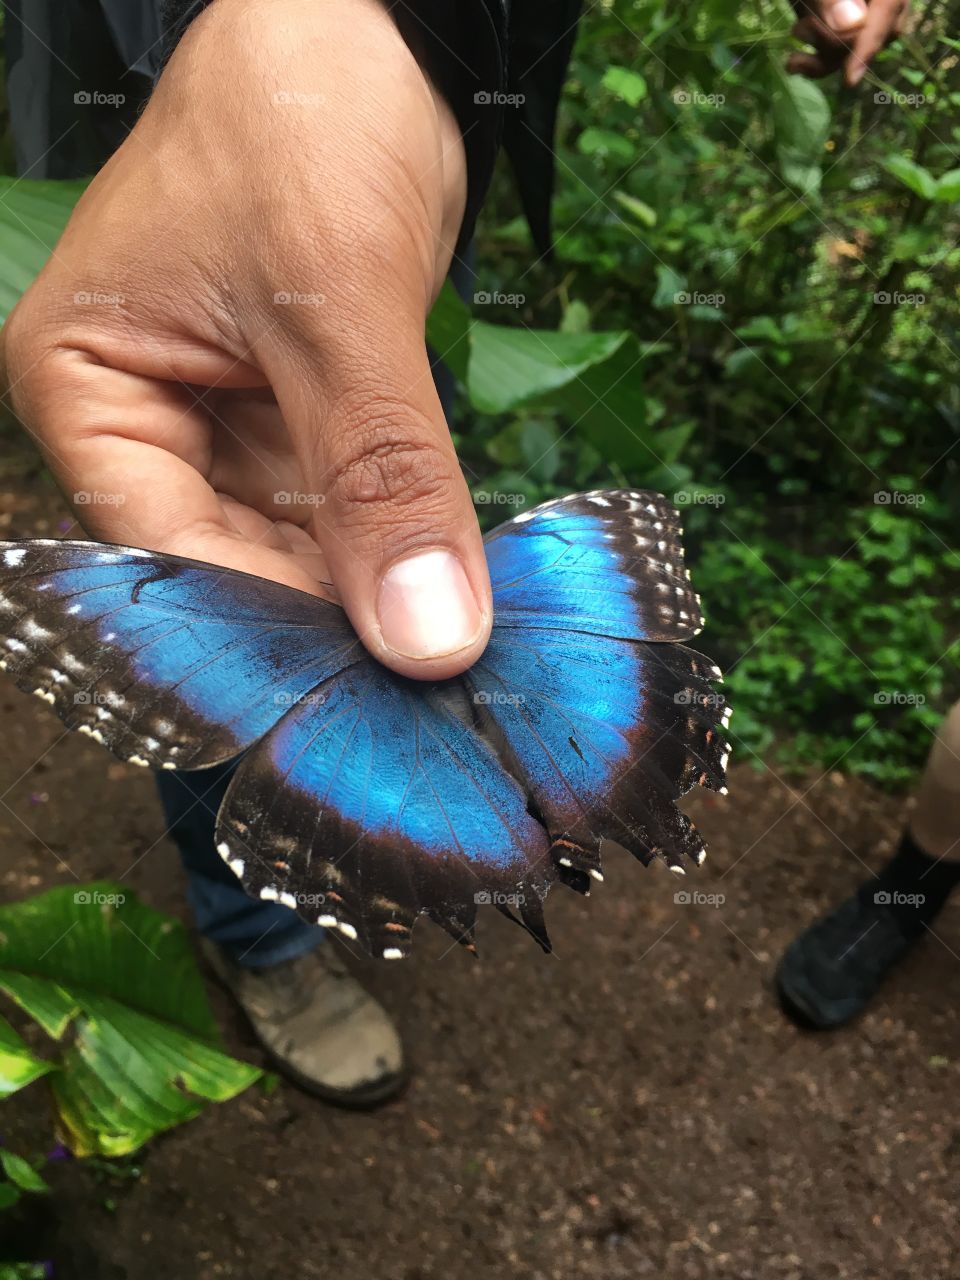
[157,761,325,967]
[778,700,960,1029]
[909,700,960,861]
[159,761,404,1105]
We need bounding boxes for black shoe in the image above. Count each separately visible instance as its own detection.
[776,890,922,1029]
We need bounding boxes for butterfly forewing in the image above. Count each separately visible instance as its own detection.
[0,541,359,769]
[484,489,704,640]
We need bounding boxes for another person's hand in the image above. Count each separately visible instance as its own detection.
[0,0,491,680]
[788,0,909,85]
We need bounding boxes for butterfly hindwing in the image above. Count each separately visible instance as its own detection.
[0,541,359,769]
[466,629,729,882]
[215,663,555,958]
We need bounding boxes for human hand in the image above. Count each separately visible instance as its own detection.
[0,0,490,680]
[788,0,909,86]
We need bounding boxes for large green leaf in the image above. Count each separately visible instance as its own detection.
[0,1013,52,1098]
[534,335,656,470]
[429,286,662,468]
[425,279,471,383]
[467,323,628,414]
[0,883,260,1156]
[0,178,86,321]
[772,75,830,197]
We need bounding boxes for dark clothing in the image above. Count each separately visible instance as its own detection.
[5,0,582,252]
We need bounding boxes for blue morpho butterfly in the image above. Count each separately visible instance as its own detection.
[0,490,731,959]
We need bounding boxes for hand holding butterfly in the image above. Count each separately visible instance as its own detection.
[0,0,491,680]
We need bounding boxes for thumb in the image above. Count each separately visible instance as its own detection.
[264,295,492,681]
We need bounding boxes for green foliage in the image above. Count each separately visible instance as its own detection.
[0,177,87,318]
[692,497,957,784]
[772,72,831,195]
[470,0,960,782]
[0,883,261,1156]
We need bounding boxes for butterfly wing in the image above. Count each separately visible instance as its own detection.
[465,630,728,884]
[0,541,359,769]
[485,489,704,640]
[0,488,730,960]
[475,489,729,884]
[217,488,729,953]
[215,663,554,959]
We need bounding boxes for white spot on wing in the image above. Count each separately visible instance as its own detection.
[3,548,26,567]
[21,619,53,641]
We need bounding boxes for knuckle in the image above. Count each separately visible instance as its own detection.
[327,412,457,519]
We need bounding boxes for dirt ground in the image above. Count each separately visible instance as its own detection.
[1,481,957,1280]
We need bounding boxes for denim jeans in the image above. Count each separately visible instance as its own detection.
[157,761,325,968]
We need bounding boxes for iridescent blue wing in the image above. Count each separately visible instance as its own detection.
[475,490,730,886]
[0,487,730,961]
[218,488,729,953]
[215,664,554,958]
[0,541,359,769]
[464,631,729,886]
[485,489,704,640]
